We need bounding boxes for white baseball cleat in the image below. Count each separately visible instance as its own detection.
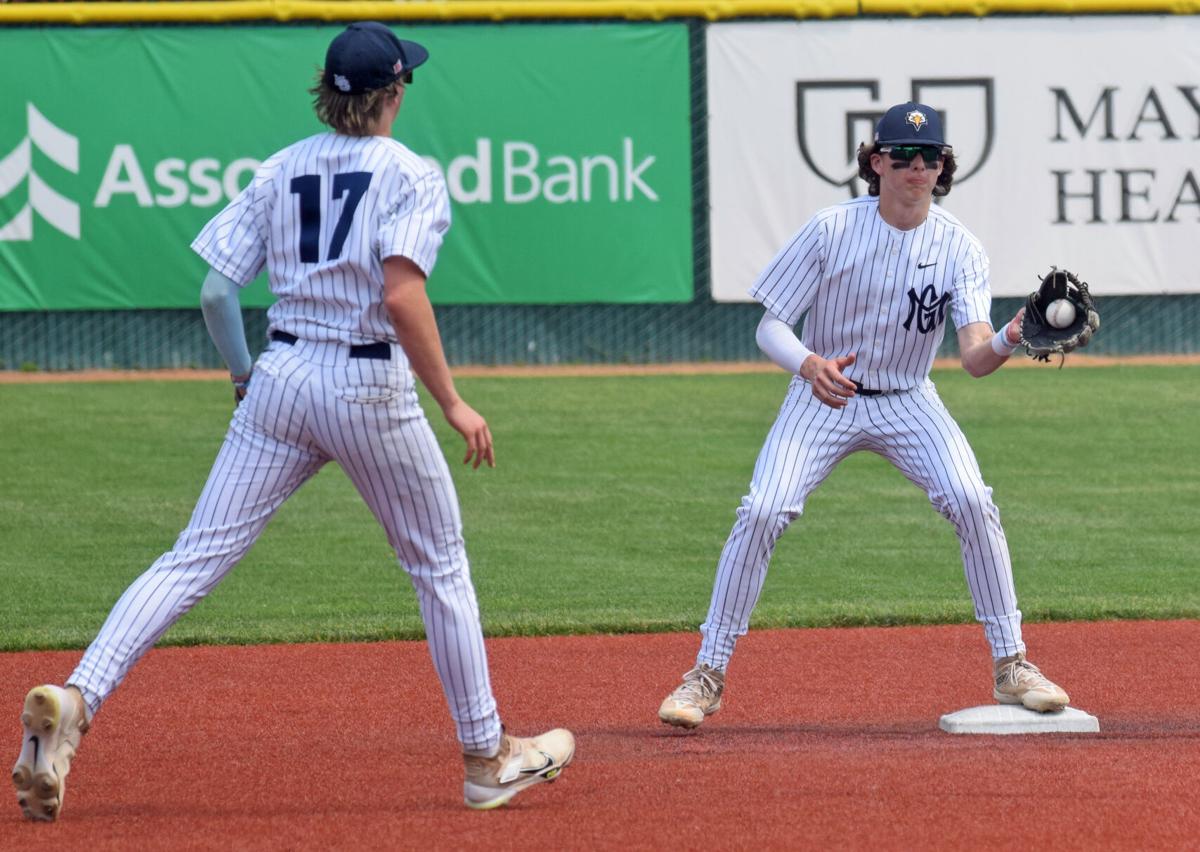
[994,653,1070,713]
[462,728,575,810]
[12,684,90,822]
[658,663,725,729]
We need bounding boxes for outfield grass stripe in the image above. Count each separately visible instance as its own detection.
[1,365,1197,650]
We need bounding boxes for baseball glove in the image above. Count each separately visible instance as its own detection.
[1019,267,1100,364]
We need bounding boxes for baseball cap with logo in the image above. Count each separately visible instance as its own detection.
[874,102,946,147]
[323,22,429,95]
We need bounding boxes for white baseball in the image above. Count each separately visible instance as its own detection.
[1046,299,1076,329]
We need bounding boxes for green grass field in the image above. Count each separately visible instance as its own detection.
[1,364,1197,651]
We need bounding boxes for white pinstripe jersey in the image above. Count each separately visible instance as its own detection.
[750,195,992,391]
[192,132,450,348]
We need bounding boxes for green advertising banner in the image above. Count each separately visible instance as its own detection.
[0,24,692,309]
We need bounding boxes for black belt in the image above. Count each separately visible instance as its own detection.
[270,330,390,360]
[853,381,884,397]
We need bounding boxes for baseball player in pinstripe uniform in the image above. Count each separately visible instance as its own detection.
[659,102,1070,730]
[12,23,573,821]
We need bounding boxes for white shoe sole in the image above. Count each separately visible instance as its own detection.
[12,686,70,821]
[994,689,1069,713]
[658,699,722,729]
[463,742,575,810]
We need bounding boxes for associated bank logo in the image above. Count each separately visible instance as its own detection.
[794,79,996,198]
[0,103,79,241]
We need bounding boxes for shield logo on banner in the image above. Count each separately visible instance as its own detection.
[795,78,995,198]
[794,80,883,197]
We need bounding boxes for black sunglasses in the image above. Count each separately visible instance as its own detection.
[881,145,945,166]
[399,70,413,85]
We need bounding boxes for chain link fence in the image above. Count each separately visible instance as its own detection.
[4,294,1197,372]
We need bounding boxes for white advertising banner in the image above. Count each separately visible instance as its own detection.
[707,17,1200,299]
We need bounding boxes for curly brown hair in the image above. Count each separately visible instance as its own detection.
[309,71,404,137]
[856,142,957,198]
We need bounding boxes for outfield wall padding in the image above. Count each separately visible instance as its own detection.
[2,11,1196,367]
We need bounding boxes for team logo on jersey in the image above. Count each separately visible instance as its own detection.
[333,74,352,92]
[902,285,951,334]
[794,78,995,199]
[0,103,79,241]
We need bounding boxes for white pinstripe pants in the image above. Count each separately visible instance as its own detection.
[699,376,1024,669]
[70,339,502,752]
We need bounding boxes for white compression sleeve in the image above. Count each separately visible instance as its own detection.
[199,268,253,377]
[755,311,814,374]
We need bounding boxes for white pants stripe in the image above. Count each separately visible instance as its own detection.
[70,340,502,753]
[699,377,1023,670]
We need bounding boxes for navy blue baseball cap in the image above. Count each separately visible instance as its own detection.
[323,22,429,95]
[874,102,946,147]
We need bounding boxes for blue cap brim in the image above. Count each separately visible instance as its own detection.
[878,137,945,147]
[398,39,429,73]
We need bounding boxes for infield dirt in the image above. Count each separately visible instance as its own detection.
[2,620,1198,849]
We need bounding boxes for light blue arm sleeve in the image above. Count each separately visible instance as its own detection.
[199,268,253,378]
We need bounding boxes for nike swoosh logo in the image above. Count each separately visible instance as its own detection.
[519,752,556,776]
[917,261,937,269]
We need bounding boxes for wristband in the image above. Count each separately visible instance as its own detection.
[232,373,251,402]
[990,328,1019,357]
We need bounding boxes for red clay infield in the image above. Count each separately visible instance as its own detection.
[2,620,1198,850]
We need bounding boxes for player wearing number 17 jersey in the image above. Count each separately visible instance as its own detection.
[12,23,573,821]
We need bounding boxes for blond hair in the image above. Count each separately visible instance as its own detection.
[310,71,402,137]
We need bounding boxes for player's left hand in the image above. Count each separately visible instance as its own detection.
[443,399,495,469]
[1019,267,1100,363]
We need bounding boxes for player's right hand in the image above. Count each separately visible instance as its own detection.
[801,353,857,409]
[443,400,495,469]
[232,372,251,406]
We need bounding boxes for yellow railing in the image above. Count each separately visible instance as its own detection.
[0,0,1195,24]
[863,0,1197,13]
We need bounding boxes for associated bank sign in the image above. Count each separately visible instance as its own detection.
[0,22,692,309]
